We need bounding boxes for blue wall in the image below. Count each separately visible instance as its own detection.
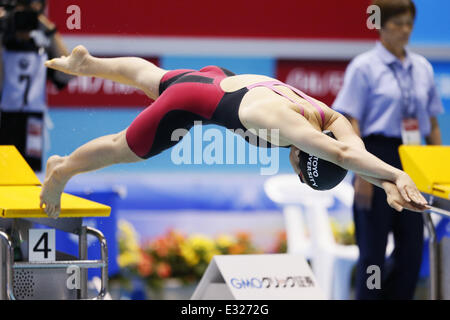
[410,0,450,45]
[410,0,450,143]
[432,61,450,144]
[161,56,276,77]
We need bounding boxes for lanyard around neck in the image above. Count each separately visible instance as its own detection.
[388,62,416,118]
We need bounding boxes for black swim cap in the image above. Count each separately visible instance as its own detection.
[298,130,348,191]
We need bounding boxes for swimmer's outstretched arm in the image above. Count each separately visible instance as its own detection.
[324,116,429,212]
[244,105,428,208]
[289,146,425,212]
[45,45,167,100]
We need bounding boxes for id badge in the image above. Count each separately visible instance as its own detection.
[25,116,43,158]
[401,118,421,145]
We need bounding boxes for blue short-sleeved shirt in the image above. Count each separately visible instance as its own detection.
[332,41,444,138]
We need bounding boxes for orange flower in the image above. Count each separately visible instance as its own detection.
[166,229,185,249]
[156,262,172,279]
[272,230,287,253]
[153,237,170,258]
[228,243,245,255]
[236,231,251,243]
[138,251,154,277]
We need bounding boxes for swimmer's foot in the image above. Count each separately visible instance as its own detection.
[44,45,91,76]
[40,155,70,218]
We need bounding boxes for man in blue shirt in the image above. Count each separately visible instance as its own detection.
[333,0,444,299]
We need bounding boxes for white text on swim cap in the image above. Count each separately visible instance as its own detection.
[306,155,319,187]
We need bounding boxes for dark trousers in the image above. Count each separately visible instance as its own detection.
[0,111,43,171]
[354,135,424,300]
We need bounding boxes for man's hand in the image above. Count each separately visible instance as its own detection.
[383,181,429,212]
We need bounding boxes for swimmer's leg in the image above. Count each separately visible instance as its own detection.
[40,129,143,218]
[45,45,168,100]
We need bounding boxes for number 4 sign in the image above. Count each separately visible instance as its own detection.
[29,229,56,262]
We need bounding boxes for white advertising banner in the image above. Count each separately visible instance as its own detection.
[191,254,325,300]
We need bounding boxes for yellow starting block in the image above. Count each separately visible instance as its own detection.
[0,186,110,218]
[399,145,450,200]
[399,145,450,300]
[0,146,110,300]
[0,145,110,218]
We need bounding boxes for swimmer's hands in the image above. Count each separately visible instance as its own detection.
[45,45,91,76]
[394,171,428,207]
[383,179,429,212]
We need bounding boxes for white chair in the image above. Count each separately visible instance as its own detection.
[264,174,393,300]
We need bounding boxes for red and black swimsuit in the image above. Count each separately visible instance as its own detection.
[125,65,326,159]
[125,65,270,159]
